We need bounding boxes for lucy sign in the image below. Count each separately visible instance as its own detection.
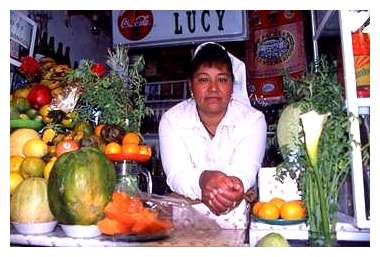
[112,10,247,47]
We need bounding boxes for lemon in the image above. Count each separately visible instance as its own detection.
[10,173,24,195]
[44,157,57,180]
[10,156,24,174]
[23,139,48,158]
[21,157,46,178]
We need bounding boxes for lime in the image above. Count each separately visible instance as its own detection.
[26,108,38,119]
[21,157,46,178]
[13,97,31,112]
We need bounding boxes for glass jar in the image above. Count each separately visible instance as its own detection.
[114,160,152,196]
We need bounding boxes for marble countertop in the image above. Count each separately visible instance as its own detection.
[10,225,246,247]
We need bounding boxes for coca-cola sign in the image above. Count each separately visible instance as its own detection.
[118,11,153,41]
[112,11,247,48]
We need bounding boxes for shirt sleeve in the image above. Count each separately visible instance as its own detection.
[158,114,204,200]
[223,112,267,192]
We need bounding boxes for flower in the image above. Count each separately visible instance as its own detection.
[300,110,330,168]
[19,56,40,78]
[90,63,106,77]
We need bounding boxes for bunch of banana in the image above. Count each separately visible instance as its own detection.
[38,57,72,98]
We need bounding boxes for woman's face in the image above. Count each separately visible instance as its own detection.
[191,63,233,116]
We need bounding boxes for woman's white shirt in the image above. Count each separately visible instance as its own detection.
[158,98,267,228]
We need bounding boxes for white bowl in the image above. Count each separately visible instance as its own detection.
[60,224,101,238]
[12,221,58,235]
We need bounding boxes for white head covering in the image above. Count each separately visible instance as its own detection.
[193,42,251,106]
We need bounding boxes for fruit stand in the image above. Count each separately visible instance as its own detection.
[10,10,370,247]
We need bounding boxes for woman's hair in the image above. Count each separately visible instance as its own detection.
[190,43,234,82]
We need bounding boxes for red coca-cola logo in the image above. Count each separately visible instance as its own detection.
[118,10,153,41]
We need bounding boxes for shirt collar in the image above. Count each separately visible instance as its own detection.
[181,98,240,129]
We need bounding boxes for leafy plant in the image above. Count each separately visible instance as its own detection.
[275,57,364,246]
[67,45,152,132]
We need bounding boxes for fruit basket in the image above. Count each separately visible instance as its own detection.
[105,152,151,162]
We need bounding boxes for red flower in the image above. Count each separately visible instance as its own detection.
[90,63,106,77]
[19,56,40,77]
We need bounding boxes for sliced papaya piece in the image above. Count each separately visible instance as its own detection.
[97,217,130,235]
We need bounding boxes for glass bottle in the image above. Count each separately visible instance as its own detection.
[55,42,64,64]
[63,46,71,67]
[46,36,55,59]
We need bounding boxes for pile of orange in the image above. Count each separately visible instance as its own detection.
[104,132,152,159]
[252,197,307,220]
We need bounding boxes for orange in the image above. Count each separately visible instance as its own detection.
[251,201,264,216]
[104,142,122,154]
[122,132,140,145]
[95,124,105,137]
[139,144,152,157]
[122,143,140,154]
[280,201,306,220]
[10,156,24,174]
[257,202,280,220]
[269,197,286,210]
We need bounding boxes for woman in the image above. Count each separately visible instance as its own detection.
[159,42,267,228]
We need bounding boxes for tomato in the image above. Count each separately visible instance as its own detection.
[27,84,52,109]
[90,63,106,77]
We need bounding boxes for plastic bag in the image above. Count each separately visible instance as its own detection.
[139,192,221,231]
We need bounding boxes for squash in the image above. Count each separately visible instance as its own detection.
[47,147,116,225]
[10,128,40,157]
[11,177,55,223]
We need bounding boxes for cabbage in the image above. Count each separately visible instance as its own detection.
[276,103,303,159]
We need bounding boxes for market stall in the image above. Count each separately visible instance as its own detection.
[10,10,370,247]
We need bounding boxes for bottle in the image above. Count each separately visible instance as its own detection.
[55,42,64,64]
[63,46,71,67]
[46,36,55,59]
[34,31,48,61]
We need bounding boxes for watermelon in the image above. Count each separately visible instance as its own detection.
[47,147,116,225]
[11,177,55,223]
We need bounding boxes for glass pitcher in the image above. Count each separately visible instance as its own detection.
[114,160,152,196]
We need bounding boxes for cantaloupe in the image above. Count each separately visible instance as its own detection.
[10,128,40,157]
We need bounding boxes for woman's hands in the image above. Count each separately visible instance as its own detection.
[199,170,244,215]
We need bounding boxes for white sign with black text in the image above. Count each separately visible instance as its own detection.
[112,10,247,48]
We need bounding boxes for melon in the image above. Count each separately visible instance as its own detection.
[10,128,40,157]
[10,177,55,223]
[256,232,290,247]
[47,147,116,225]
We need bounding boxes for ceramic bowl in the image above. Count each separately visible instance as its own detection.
[12,221,58,235]
[60,224,101,238]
